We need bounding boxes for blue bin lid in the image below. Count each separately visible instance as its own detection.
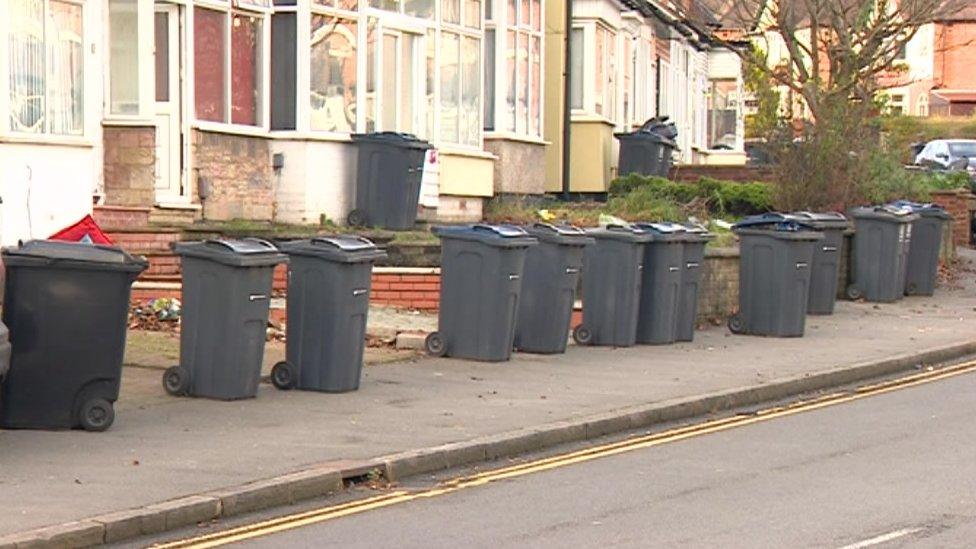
[174,238,289,267]
[524,223,594,246]
[733,213,819,233]
[586,224,655,243]
[280,235,387,263]
[432,224,538,248]
[632,222,687,242]
[887,200,951,220]
[1,240,149,272]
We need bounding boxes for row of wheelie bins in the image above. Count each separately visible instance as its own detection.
[423,222,715,360]
[726,202,949,338]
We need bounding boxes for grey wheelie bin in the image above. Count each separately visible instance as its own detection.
[163,239,287,400]
[0,241,147,431]
[786,212,849,315]
[573,225,653,347]
[271,236,386,392]
[633,223,686,345]
[514,223,593,354]
[890,200,950,296]
[426,225,537,361]
[348,132,433,230]
[846,205,918,303]
[675,223,715,342]
[729,215,822,337]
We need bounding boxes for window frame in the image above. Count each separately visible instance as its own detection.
[104,0,155,122]
[2,0,90,139]
[190,0,272,132]
[483,0,541,140]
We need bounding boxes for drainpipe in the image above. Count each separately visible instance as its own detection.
[560,0,573,200]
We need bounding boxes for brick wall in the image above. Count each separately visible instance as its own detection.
[697,248,740,322]
[93,206,151,231]
[930,189,974,249]
[371,270,441,310]
[193,130,274,221]
[669,164,776,183]
[102,126,156,208]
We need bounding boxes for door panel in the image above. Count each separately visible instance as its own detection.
[154,6,183,202]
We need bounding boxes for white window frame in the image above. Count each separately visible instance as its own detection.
[2,0,90,140]
[570,19,617,126]
[484,0,542,140]
[438,0,483,149]
[190,0,272,132]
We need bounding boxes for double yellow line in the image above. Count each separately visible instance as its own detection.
[153,359,976,549]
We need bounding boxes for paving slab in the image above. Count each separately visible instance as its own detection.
[1,254,975,538]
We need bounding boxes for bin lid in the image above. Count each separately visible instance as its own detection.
[1,240,149,272]
[733,213,820,233]
[675,222,717,243]
[351,131,433,150]
[524,223,595,246]
[280,236,388,263]
[632,222,687,242]
[586,224,655,243]
[887,200,951,220]
[432,224,538,248]
[785,211,850,230]
[174,238,288,267]
[849,205,920,223]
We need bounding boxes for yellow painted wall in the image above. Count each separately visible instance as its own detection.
[569,120,614,193]
[438,151,495,197]
[544,0,567,192]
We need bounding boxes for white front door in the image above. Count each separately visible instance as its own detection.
[154,5,184,203]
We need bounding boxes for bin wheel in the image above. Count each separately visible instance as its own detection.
[425,332,447,357]
[347,209,367,227]
[845,284,863,301]
[906,282,918,296]
[79,398,115,432]
[271,361,297,390]
[727,313,745,335]
[163,366,190,396]
[572,325,593,346]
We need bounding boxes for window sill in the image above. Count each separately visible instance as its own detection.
[483,132,550,146]
[569,113,616,126]
[436,147,498,160]
[0,134,95,148]
[268,131,353,143]
[103,118,157,127]
[192,121,271,138]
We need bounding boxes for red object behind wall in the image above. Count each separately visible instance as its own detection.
[49,215,115,245]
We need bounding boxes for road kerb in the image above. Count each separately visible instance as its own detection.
[5,339,976,548]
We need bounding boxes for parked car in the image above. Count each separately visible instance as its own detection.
[914,139,976,176]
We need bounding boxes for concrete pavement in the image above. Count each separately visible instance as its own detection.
[2,253,976,546]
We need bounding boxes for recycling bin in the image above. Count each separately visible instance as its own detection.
[271,236,386,392]
[574,225,653,347]
[846,206,918,303]
[348,132,433,230]
[729,215,822,337]
[0,241,147,431]
[675,223,715,342]
[426,224,537,361]
[163,239,287,400]
[786,212,849,315]
[633,223,686,345]
[514,223,593,354]
[890,201,950,296]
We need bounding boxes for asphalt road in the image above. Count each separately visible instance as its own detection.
[150,370,976,548]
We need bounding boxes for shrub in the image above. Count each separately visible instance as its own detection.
[608,174,774,218]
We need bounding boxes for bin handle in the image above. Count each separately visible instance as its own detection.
[242,237,277,249]
[822,246,838,252]
[206,238,277,251]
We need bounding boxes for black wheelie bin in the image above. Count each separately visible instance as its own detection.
[729,214,822,337]
[846,205,918,303]
[574,225,653,347]
[348,132,433,230]
[514,223,593,354]
[0,241,147,431]
[271,236,386,392]
[163,239,287,400]
[633,223,686,345]
[786,212,849,315]
[426,224,537,361]
[674,223,715,342]
[890,200,950,296]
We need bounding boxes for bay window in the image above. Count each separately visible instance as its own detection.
[309,11,358,132]
[440,0,482,146]
[593,24,615,121]
[108,0,139,115]
[484,0,540,138]
[7,0,84,136]
[194,3,268,127]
